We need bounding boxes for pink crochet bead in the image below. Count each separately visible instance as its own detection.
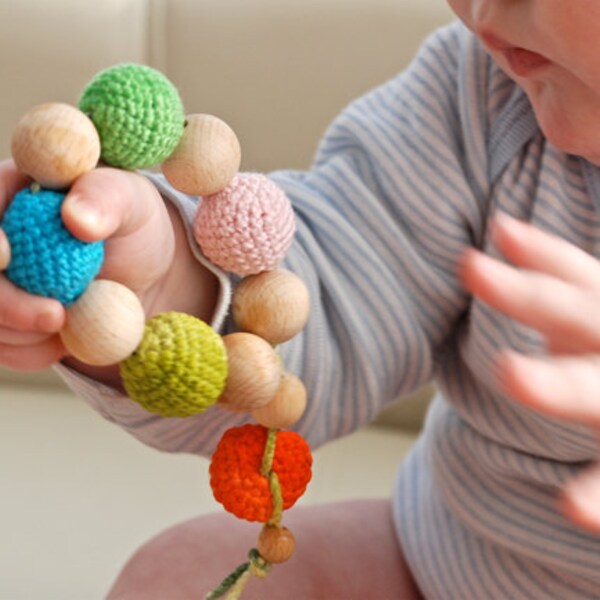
[194,173,296,276]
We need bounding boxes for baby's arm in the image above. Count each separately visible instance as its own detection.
[460,212,600,532]
[3,24,484,458]
[0,159,218,387]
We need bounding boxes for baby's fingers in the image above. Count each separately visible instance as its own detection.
[0,326,58,346]
[562,462,600,534]
[0,276,65,333]
[60,167,172,292]
[0,334,66,371]
[0,159,30,216]
[0,229,10,270]
[498,351,600,425]
[61,167,166,246]
[491,213,600,293]
[459,249,600,350]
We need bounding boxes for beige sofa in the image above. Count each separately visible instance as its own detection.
[0,0,453,171]
[0,1,453,598]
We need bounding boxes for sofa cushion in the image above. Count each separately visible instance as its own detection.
[159,0,453,170]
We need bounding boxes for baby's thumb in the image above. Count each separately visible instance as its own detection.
[61,167,157,243]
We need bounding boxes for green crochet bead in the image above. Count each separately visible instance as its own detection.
[78,64,185,169]
[120,312,228,418]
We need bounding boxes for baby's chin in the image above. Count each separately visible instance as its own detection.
[521,79,600,164]
[528,105,600,164]
[545,127,600,166]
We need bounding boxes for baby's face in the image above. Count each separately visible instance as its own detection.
[447,0,600,165]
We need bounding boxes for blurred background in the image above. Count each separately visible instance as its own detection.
[0,0,452,597]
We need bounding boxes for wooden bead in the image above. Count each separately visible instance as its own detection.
[232,269,310,345]
[60,280,145,366]
[257,525,296,564]
[219,332,282,412]
[161,113,241,196]
[11,103,100,189]
[251,372,307,429]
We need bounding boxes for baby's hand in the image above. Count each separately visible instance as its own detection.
[0,161,66,370]
[459,213,600,533]
[0,158,216,382]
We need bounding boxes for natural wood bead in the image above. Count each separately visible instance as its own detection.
[161,113,241,196]
[11,103,100,189]
[60,280,145,366]
[251,372,307,429]
[219,332,282,411]
[257,525,296,564]
[232,269,310,345]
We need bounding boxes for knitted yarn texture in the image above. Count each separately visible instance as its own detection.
[0,187,104,305]
[78,64,185,169]
[210,424,313,522]
[120,312,228,417]
[194,173,296,276]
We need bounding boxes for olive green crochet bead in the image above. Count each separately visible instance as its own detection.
[78,64,185,169]
[120,312,228,418]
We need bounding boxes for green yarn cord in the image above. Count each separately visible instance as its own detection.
[267,471,284,527]
[204,550,270,600]
[205,431,283,598]
[225,570,253,600]
[260,428,278,477]
[260,429,284,526]
[204,559,250,600]
[79,63,185,169]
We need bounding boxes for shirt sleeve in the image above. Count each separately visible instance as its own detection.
[56,22,493,455]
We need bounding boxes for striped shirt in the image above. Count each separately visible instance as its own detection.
[60,21,600,599]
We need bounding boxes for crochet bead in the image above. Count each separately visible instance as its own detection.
[60,280,145,366]
[218,332,282,412]
[251,373,307,429]
[194,173,296,276]
[0,187,104,305]
[78,64,185,169]
[120,312,228,417]
[161,114,241,196]
[210,424,312,522]
[257,525,296,564]
[11,103,100,189]
[232,269,310,345]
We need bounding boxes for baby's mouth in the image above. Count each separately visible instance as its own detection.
[502,47,551,77]
[479,32,551,78]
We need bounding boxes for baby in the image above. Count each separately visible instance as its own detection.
[1,1,600,598]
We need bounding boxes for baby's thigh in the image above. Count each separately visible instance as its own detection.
[107,498,423,600]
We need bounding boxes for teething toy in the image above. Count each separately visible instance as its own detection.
[78,64,185,169]
[11,102,101,189]
[210,424,312,522]
[2,63,312,599]
[60,280,146,366]
[162,113,242,196]
[232,269,310,345]
[120,312,229,417]
[194,173,296,276]
[1,187,104,305]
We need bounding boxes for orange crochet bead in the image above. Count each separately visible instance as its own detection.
[209,424,312,522]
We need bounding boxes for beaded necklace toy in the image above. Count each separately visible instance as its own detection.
[2,64,313,599]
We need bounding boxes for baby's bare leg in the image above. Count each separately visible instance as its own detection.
[107,498,423,600]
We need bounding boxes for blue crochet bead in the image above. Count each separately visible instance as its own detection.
[1,187,104,305]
